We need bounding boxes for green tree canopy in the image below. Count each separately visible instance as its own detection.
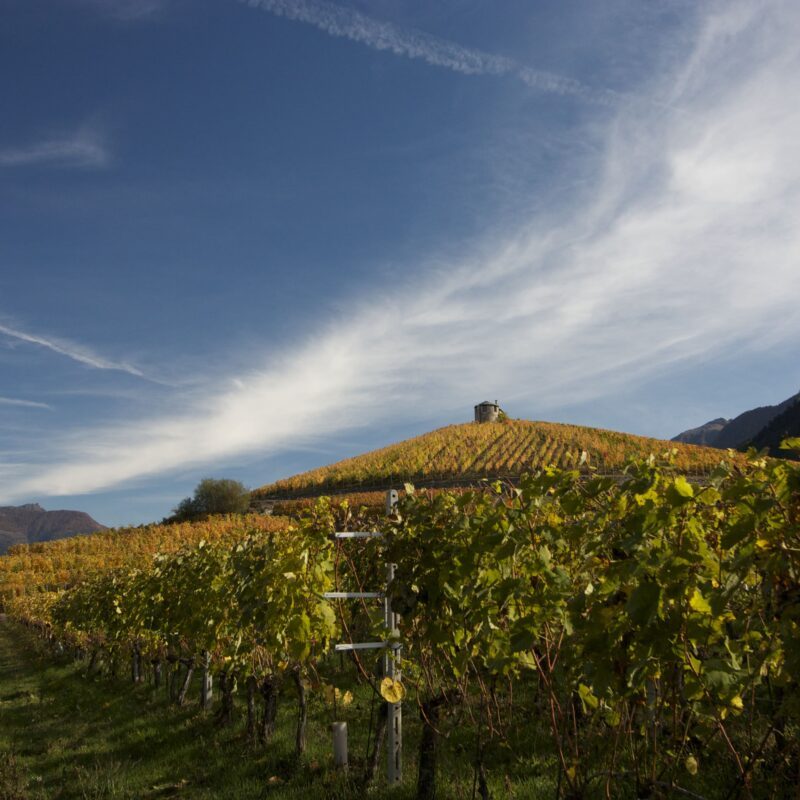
[169,478,251,522]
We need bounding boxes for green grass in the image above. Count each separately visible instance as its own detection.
[0,620,557,800]
[0,619,757,799]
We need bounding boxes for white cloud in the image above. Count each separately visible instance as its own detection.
[3,0,800,501]
[0,397,52,411]
[0,323,145,378]
[0,127,109,169]
[242,0,618,105]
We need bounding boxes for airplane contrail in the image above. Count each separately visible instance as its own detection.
[241,0,619,106]
[0,322,145,378]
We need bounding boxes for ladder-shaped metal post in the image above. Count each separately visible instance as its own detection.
[384,561,401,783]
[384,489,401,784]
[323,489,402,783]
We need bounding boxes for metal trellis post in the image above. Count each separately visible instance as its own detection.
[385,489,401,783]
[323,489,402,784]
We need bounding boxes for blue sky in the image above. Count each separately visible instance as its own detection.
[1,0,799,526]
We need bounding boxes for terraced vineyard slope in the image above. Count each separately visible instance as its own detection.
[0,513,291,606]
[254,419,738,500]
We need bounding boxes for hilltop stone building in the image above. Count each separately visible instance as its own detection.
[474,400,502,423]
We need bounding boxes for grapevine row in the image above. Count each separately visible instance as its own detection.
[253,419,740,499]
[3,447,799,798]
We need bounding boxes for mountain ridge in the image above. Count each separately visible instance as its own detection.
[0,504,106,554]
[672,417,729,447]
[673,391,800,450]
[749,398,800,457]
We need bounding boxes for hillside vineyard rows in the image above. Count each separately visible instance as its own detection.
[0,514,291,604]
[2,444,799,799]
[253,420,743,498]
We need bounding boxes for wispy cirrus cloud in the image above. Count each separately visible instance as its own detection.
[0,126,109,169]
[0,397,52,411]
[3,0,800,502]
[241,0,619,105]
[0,323,145,378]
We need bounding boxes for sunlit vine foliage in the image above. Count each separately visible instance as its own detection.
[0,514,291,606]
[254,420,743,499]
[3,442,799,798]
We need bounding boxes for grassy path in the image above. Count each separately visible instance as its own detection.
[0,619,405,800]
[0,617,257,798]
[0,620,555,799]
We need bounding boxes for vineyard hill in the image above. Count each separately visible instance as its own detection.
[253,419,734,500]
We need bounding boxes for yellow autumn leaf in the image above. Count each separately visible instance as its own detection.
[380,677,406,703]
[685,755,698,775]
[324,685,354,706]
[730,695,744,711]
[689,588,711,614]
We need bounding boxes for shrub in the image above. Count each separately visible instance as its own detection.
[168,478,250,522]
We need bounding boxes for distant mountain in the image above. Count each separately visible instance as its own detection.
[672,417,729,447]
[673,391,800,451]
[749,398,800,458]
[0,503,106,554]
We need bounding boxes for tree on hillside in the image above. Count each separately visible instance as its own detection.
[168,478,251,522]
